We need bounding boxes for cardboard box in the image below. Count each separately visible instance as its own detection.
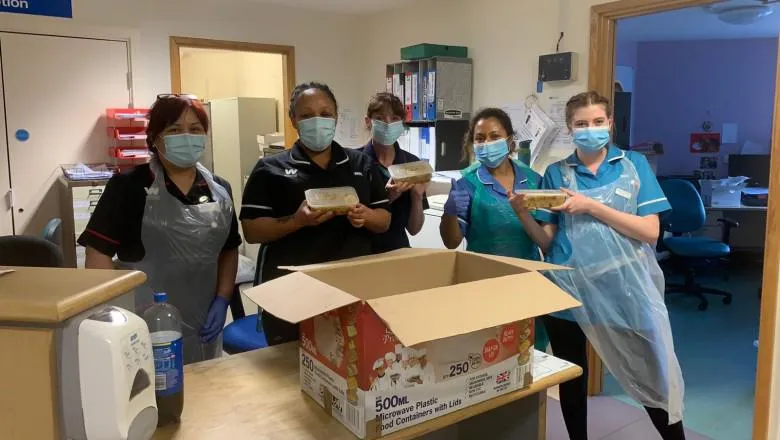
[245,249,578,439]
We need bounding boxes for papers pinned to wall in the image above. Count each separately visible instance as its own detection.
[504,98,559,172]
[545,95,573,152]
[334,108,365,148]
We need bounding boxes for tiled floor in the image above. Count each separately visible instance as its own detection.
[546,396,712,440]
[602,267,761,440]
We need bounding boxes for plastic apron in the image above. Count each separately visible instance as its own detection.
[123,159,233,365]
[547,157,684,423]
[462,162,549,351]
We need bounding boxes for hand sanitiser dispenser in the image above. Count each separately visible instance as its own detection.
[59,305,158,440]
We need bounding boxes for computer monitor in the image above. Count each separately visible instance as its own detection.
[728,154,771,188]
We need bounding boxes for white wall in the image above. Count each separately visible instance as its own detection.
[357,0,601,169]
[0,0,364,115]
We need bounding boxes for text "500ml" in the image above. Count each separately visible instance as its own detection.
[375,395,410,412]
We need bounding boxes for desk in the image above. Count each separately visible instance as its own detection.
[153,344,581,440]
[700,205,768,251]
[705,204,767,212]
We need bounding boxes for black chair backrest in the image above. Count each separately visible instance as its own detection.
[0,235,64,268]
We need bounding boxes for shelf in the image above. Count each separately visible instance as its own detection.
[109,127,147,141]
[109,146,151,160]
[106,108,150,128]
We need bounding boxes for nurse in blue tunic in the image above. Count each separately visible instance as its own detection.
[513,91,686,440]
[439,107,551,351]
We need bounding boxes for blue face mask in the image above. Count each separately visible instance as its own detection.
[297,117,336,152]
[474,138,510,169]
[162,134,206,168]
[371,120,405,146]
[573,127,611,153]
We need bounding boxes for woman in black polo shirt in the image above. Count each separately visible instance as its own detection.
[79,95,241,364]
[359,92,428,253]
[241,82,391,346]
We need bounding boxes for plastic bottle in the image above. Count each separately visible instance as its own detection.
[143,292,184,426]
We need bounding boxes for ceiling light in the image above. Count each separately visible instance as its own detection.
[720,4,774,24]
[704,2,775,25]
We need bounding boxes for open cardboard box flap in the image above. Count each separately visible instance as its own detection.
[368,271,580,346]
[278,248,445,272]
[244,271,362,324]
[244,249,581,342]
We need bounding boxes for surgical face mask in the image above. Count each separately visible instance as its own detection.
[371,120,405,146]
[474,138,510,169]
[297,117,336,152]
[573,126,611,153]
[161,133,206,168]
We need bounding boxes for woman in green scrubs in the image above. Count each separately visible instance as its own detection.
[439,107,551,350]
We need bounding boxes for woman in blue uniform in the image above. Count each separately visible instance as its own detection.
[240,82,391,346]
[439,107,550,350]
[514,91,685,440]
[359,92,428,252]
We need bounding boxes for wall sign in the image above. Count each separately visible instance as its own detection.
[0,0,73,19]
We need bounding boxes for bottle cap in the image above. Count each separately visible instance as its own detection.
[153,292,168,303]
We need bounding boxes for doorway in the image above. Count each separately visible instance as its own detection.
[169,37,296,147]
[588,1,780,439]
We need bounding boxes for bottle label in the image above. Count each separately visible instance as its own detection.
[153,338,183,396]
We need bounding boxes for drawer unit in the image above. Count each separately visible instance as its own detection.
[59,177,109,268]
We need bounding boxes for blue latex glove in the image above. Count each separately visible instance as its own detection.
[200,296,230,343]
[443,179,471,219]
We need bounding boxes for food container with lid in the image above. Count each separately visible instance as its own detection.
[305,187,360,214]
[513,189,567,209]
[388,160,434,184]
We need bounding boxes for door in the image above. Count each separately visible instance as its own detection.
[434,119,469,171]
[0,47,11,236]
[0,33,131,234]
[613,91,632,148]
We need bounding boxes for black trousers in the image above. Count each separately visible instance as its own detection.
[261,310,299,346]
[542,316,685,440]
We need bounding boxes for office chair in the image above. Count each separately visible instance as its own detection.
[42,218,63,247]
[658,179,735,311]
[0,235,65,268]
[222,282,268,355]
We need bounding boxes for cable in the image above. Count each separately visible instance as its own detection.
[556,32,564,53]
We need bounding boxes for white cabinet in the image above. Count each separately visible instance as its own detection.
[209,97,277,210]
[408,209,466,250]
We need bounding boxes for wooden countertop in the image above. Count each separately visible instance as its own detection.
[154,344,581,440]
[0,267,145,324]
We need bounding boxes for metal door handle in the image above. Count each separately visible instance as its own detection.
[440,142,446,157]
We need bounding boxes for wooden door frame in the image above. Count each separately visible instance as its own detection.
[589,1,778,438]
[169,36,297,147]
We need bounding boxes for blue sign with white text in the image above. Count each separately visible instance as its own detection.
[0,0,72,19]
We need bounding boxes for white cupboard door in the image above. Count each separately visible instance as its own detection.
[0,46,11,236]
[1,33,130,234]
